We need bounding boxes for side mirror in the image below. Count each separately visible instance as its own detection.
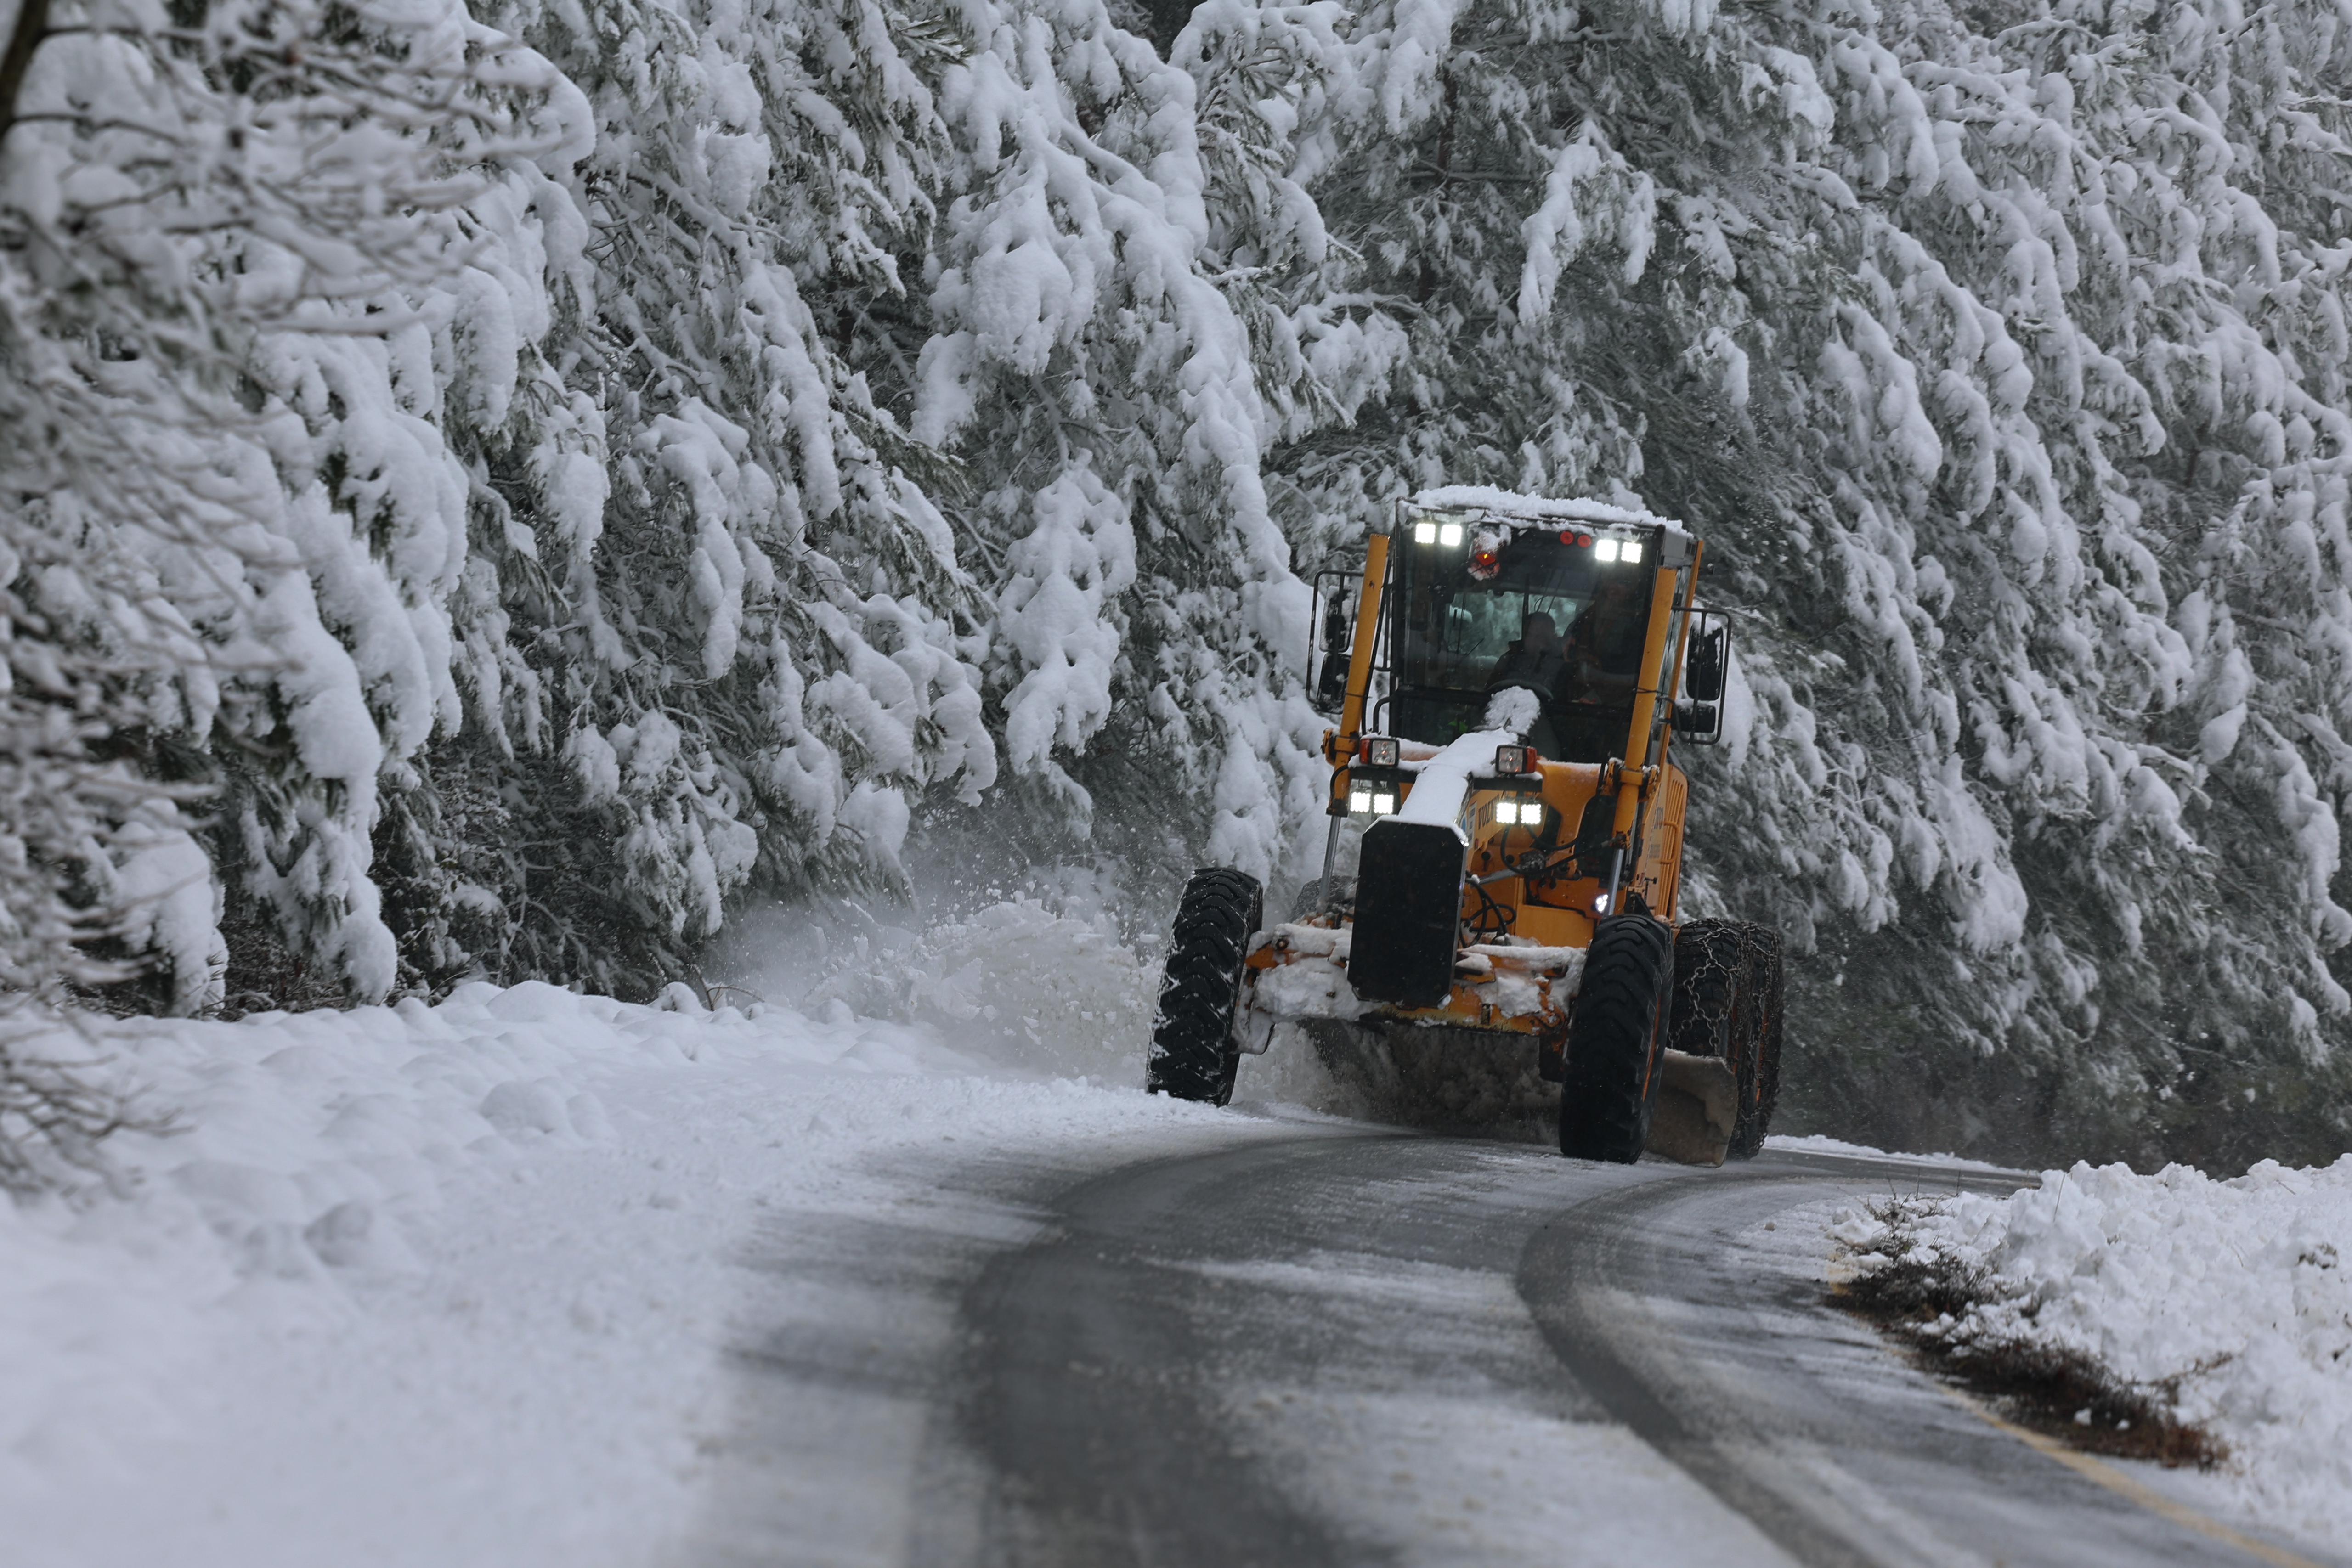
[1315,645,1350,710]
[1685,621,1727,702]
[1671,700,1720,738]
[1308,565,1362,716]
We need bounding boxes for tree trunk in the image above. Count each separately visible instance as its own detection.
[0,0,52,141]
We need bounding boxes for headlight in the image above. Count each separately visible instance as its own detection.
[1593,890,1612,914]
[1437,521,1464,547]
[1594,537,1621,563]
[1493,800,1545,827]
[1413,520,1438,545]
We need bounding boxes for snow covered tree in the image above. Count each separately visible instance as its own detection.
[1270,0,2352,1166]
[0,0,575,1183]
[849,0,1344,895]
[5,0,2346,1175]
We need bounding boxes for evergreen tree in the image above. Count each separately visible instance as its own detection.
[1272,0,2352,1165]
[5,0,2348,1173]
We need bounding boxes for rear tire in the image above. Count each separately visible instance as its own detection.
[1288,876,1354,921]
[1668,919,1784,1159]
[1741,930,1785,1159]
[1559,914,1674,1162]
[1146,868,1263,1105]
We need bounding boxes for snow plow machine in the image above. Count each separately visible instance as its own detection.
[1145,489,1783,1165]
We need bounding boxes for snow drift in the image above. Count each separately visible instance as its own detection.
[1834,1157,2352,1549]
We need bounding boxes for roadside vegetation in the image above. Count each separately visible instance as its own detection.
[1835,1194,2226,1468]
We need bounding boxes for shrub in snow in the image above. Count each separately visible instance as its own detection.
[1837,1159,2352,1544]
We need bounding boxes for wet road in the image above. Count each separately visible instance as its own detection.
[696,1128,2332,1568]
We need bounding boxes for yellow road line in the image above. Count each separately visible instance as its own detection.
[1930,1381,2326,1568]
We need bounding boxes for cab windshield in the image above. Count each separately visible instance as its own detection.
[1385,522,1657,762]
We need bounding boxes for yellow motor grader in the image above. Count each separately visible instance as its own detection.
[1145,489,1784,1165]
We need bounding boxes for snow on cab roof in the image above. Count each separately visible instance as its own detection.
[1407,485,1691,538]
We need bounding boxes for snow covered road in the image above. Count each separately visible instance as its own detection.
[9,964,2345,1568]
[684,1133,2334,1568]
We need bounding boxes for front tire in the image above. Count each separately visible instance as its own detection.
[1559,914,1674,1162]
[1146,869,1263,1105]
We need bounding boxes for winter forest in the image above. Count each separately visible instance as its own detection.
[1,0,2348,1175]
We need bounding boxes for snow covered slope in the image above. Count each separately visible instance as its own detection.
[0,962,1301,1568]
[1835,1158,2352,1549]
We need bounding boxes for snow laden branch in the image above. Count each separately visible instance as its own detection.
[0,0,2346,1175]
[0,0,571,1182]
[1271,0,2352,1163]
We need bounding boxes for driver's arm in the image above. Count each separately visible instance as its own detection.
[1484,641,1527,692]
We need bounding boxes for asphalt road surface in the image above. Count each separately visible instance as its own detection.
[695,1125,2334,1568]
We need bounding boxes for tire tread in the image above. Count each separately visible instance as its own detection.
[1559,914,1674,1162]
[1146,868,1263,1105]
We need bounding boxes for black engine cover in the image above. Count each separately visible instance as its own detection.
[1349,820,1467,1008]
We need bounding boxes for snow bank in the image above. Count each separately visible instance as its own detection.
[0,972,1246,1567]
[1832,1157,2352,1547]
[1764,1132,2015,1173]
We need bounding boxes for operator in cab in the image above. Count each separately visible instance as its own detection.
[1564,573,1648,700]
[1481,575,1649,764]
[1484,609,1567,759]
[1486,610,1565,694]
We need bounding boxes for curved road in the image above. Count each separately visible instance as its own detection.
[698,1126,2332,1568]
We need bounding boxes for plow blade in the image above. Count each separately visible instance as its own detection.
[1645,1049,1738,1167]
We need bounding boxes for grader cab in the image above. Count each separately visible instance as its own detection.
[1146,488,1784,1165]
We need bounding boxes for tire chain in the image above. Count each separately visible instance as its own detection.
[1743,931,1786,1158]
[1668,918,1785,1158]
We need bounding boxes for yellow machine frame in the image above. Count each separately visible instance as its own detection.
[1246,501,1708,1046]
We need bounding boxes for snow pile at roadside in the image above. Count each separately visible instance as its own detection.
[0,961,1244,1568]
[1764,1133,2015,1173]
[1833,1157,2352,1541]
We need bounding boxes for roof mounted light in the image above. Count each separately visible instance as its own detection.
[1493,744,1535,776]
[1359,735,1401,768]
[1438,521,1464,547]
